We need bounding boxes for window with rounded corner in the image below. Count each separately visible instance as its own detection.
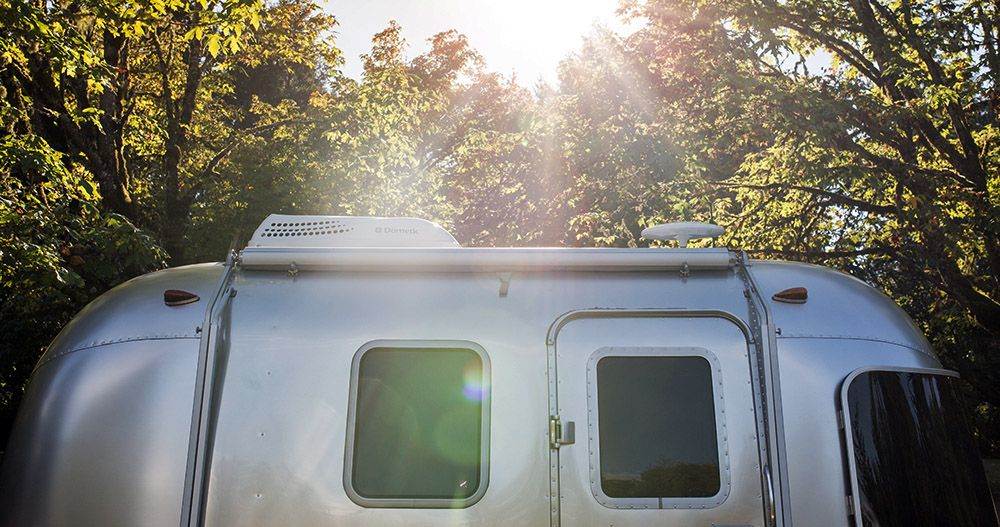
[344,341,491,508]
[843,369,997,527]
[588,347,730,509]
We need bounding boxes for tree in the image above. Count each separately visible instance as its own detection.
[2,0,262,229]
[553,29,685,247]
[0,37,165,447]
[163,0,342,262]
[0,0,334,452]
[440,72,556,246]
[622,0,1000,449]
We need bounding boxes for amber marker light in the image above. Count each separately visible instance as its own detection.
[772,287,808,304]
[164,289,200,306]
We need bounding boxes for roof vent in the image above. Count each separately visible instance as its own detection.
[247,214,460,248]
[641,222,724,248]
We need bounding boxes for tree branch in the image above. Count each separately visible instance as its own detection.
[779,18,882,82]
[713,180,896,215]
[746,247,889,261]
[206,119,311,176]
[868,0,988,188]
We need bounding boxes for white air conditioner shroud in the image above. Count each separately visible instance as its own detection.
[247,214,460,248]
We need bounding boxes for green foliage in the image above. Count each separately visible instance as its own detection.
[3,0,999,456]
[554,30,685,247]
[621,0,1000,451]
[0,132,164,442]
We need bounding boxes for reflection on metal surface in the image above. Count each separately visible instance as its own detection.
[763,464,775,526]
[0,340,200,527]
[180,257,237,527]
[737,258,785,527]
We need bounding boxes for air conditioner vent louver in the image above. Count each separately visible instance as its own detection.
[247,214,460,248]
[260,220,355,238]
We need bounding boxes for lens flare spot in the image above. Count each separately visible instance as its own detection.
[461,360,486,401]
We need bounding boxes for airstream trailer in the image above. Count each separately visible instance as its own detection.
[0,214,995,527]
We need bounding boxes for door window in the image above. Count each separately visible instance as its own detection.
[588,347,729,509]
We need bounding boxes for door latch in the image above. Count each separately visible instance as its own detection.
[549,415,575,449]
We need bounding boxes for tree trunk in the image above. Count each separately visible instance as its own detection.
[159,37,206,264]
[161,132,194,264]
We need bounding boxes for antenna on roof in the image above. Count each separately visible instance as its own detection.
[641,222,724,248]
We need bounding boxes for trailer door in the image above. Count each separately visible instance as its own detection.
[549,313,766,527]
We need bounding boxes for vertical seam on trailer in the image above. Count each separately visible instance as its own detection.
[179,252,238,527]
[740,255,788,527]
[736,256,776,527]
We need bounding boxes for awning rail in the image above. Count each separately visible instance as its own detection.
[238,247,735,272]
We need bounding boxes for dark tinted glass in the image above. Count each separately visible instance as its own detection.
[351,348,484,500]
[847,371,998,527]
[597,356,721,498]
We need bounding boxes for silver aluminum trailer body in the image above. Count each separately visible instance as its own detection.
[0,216,993,527]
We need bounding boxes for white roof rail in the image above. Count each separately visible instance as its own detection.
[238,247,734,272]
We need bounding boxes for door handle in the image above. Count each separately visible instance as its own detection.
[549,416,575,449]
[764,464,776,526]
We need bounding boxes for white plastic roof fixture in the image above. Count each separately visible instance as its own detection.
[641,222,725,248]
[247,214,461,249]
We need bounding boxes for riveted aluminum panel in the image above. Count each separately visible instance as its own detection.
[748,261,932,355]
[1,251,954,527]
[0,338,200,527]
[773,337,939,527]
[200,267,745,526]
[36,263,224,368]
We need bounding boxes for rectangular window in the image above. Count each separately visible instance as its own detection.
[844,369,997,527]
[345,342,490,508]
[591,350,727,509]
